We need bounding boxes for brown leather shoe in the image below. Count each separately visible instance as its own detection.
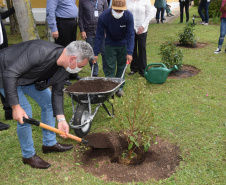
[23,154,50,169]
[42,143,73,153]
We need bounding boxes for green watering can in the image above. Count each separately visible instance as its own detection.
[144,63,178,84]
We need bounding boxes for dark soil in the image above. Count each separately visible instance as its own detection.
[74,132,182,183]
[65,79,119,93]
[168,64,200,79]
[174,41,208,49]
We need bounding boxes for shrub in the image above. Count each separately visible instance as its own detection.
[209,0,222,18]
[113,81,154,161]
[194,0,199,6]
[178,22,197,47]
[159,38,183,70]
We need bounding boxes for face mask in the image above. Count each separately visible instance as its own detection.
[66,62,82,74]
[112,9,124,19]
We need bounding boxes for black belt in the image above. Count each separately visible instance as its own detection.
[56,17,77,21]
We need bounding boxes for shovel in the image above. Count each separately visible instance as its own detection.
[22,117,111,149]
[23,117,88,145]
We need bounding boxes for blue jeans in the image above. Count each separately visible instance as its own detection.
[0,84,57,158]
[86,37,106,76]
[218,18,226,46]
[198,1,210,23]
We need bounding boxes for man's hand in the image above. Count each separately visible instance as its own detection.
[58,120,69,139]
[137,26,144,35]
[11,104,28,124]
[126,55,133,63]
[52,31,59,39]
[81,31,87,40]
[94,56,98,63]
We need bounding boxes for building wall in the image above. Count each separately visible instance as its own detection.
[1,0,179,23]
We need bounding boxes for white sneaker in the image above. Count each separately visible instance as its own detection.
[204,23,208,25]
[214,48,221,54]
[201,22,205,25]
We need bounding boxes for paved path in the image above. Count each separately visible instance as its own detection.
[150,6,180,24]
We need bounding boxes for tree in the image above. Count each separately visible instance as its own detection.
[11,0,39,41]
[6,0,19,34]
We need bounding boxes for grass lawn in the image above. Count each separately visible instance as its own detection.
[0,6,225,185]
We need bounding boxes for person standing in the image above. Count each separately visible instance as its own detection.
[0,6,15,131]
[79,0,108,76]
[94,0,135,97]
[154,0,166,24]
[0,39,94,169]
[127,0,152,77]
[198,0,211,25]
[46,0,81,83]
[179,0,190,23]
[214,0,226,54]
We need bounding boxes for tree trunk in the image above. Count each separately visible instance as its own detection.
[6,0,19,34]
[11,0,39,41]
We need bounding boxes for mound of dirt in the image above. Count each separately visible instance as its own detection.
[168,65,200,79]
[65,79,119,93]
[174,41,208,49]
[74,132,182,183]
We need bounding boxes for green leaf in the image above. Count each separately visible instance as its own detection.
[128,143,133,150]
[130,136,135,143]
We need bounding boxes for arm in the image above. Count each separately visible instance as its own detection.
[46,0,59,37]
[104,0,109,10]
[141,1,152,31]
[78,1,87,40]
[1,6,15,19]
[93,17,105,61]
[126,13,135,60]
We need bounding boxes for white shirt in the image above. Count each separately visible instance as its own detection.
[126,0,152,33]
[0,22,3,45]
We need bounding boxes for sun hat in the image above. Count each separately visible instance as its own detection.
[111,0,127,11]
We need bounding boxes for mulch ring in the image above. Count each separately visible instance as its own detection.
[174,41,208,49]
[168,65,200,79]
[74,132,182,183]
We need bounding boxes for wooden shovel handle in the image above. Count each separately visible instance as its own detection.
[23,117,88,144]
[39,122,82,142]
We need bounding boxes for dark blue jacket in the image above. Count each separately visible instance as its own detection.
[94,8,134,56]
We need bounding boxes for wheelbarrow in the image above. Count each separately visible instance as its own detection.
[63,61,129,138]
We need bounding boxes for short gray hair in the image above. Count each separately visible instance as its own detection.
[66,41,94,63]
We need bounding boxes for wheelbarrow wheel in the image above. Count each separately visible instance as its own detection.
[73,104,92,138]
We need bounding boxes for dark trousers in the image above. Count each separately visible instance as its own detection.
[198,1,210,23]
[0,93,12,119]
[180,1,189,22]
[131,31,147,75]
[105,45,127,89]
[55,17,78,79]
[55,17,77,47]
[156,8,164,21]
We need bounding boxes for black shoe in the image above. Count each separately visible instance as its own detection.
[64,80,72,86]
[163,18,166,20]
[157,20,159,24]
[42,143,73,153]
[170,13,174,16]
[0,122,10,131]
[128,71,137,75]
[161,20,164,23]
[139,73,144,77]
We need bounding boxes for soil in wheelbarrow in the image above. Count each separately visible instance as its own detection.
[74,132,182,183]
[65,79,120,93]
